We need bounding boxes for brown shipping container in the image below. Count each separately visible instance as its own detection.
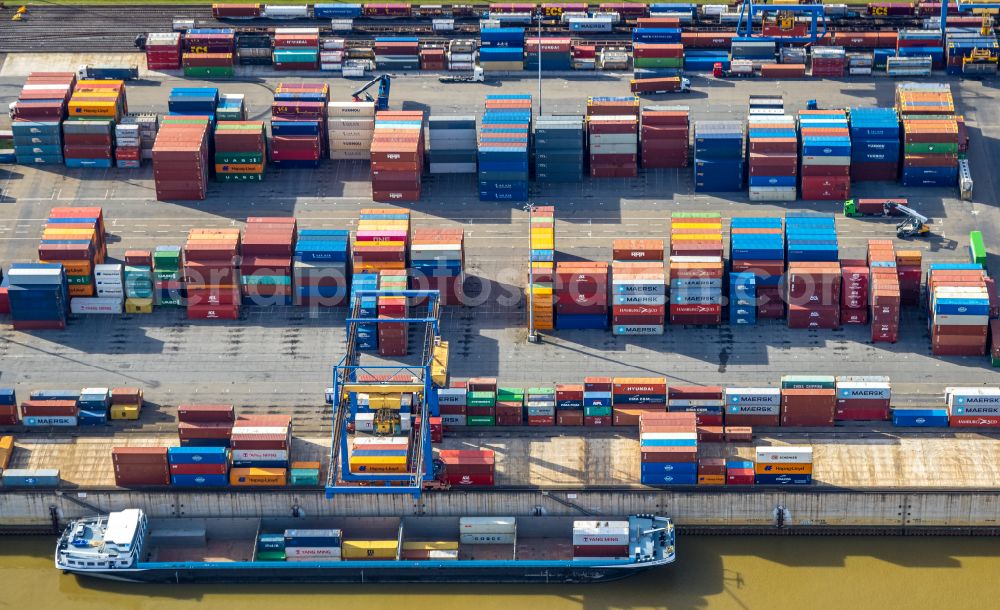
[21,400,77,417]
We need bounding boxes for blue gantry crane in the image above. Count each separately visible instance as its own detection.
[326,289,443,499]
[736,0,828,44]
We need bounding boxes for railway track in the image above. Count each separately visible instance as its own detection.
[0,4,951,55]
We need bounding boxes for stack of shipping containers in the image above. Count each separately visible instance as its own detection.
[6,264,69,331]
[241,217,296,307]
[747,106,797,202]
[479,94,531,201]
[730,217,785,322]
[294,229,349,307]
[614,376,666,427]
[496,386,524,426]
[725,387,780,427]
[527,387,558,426]
[410,228,464,305]
[374,36,420,70]
[798,109,851,200]
[350,273,380,350]
[896,249,923,306]
[152,246,183,307]
[273,28,320,70]
[214,120,266,182]
[438,449,495,486]
[896,83,959,187]
[836,376,891,421]
[113,447,170,487]
[39,206,107,301]
[467,378,497,427]
[184,228,241,320]
[639,411,697,486]
[123,250,153,314]
[669,212,723,325]
[152,117,210,200]
[169,446,229,487]
[587,96,639,178]
[353,209,409,350]
[786,261,841,330]
[479,27,525,72]
[896,29,944,68]
[841,259,870,325]
[555,383,583,426]
[534,115,584,182]
[237,31,274,67]
[419,45,446,71]
[11,72,75,166]
[377,269,409,357]
[64,80,126,169]
[271,83,328,169]
[427,116,477,174]
[928,263,990,356]
[811,47,847,77]
[110,387,143,421]
[868,239,901,343]
[371,110,424,202]
[529,206,555,331]
[218,94,248,124]
[555,262,609,330]
[525,37,572,70]
[611,239,666,336]
[781,375,835,427]
[849,107,900,181]
[694,120,744,192]
[639,105,689,169]
[669,385,724,425]
[145,32,182,70]
[754,445,813,485]
[327,101,374,161]
[21,389,78,428]
[0,390,15,426]
[182,29,236,78]
[231,415,292,486]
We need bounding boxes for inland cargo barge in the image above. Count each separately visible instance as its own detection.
[55,509,675,583]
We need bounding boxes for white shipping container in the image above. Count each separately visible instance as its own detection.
[264,5,310,19]
[836,382,891,400]
[726,401,780,416]
[330,150,371,160]
[71,298,123,315]
[440,414,466,426]
[460,517,516,534]
[328,102,375,117]
[231,449,289,462]
[24,416,77,426]
[460,533,515,545]
[725,388,781,404]
[572,521,629,546]
[284,547,342,558]
[436,388,467,405]
[665,399,724,408]
[353,436,409,446]
[755,446,813,464]
[612,294,667,305]
[230,426,289,436]
[613,325,664,336]
[933,314,989,326]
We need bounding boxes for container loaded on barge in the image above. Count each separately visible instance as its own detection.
[55,510,675,583]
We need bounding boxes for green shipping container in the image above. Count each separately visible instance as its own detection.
[466,391,496,407]
[672,211,721,220]
[497,387,525,401]
[256,550,287,561]
[66,274,93,285]
[183,66,235,78]
[633,57,683,69]
[780,375,836,390]
[466,415,496,427]
[155,297,184,307]
[290,469,320,486]
[242,275,291,286]
[526,387,555,396]
[153,271,180,281]
[970,231,987,267]
[904,142,958,154]
[584,406,612,417]
[992,356,1000,368]
[215,152,264,164]
[216,173,264,182]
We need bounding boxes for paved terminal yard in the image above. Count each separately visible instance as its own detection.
[2,57,1000,433]
[9,431,1000,490]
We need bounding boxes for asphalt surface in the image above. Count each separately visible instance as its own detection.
[2,71,1000,432]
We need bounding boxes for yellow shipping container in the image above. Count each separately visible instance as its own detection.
[110,404,141,420]
[402,541,459,551]
[67,102,118,118]
[353,262,406,272]
[342,540,398,559]
[40,260,92,276]
[215,163,265,174]
[431,341,448,388]
[755,463,813,475]
[230,467,288,486]
[42,228,96,238]
[671,222,722,230]
[671,234,722,241]
[0,436,13,470]
[125,298,154,314]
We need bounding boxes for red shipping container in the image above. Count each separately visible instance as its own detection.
[169,463,229,475]
[584,416,612,427]
[949,415,1000,427]
[178,404,236,423]
[21,400,77,417]
[727,469,755,484]
[724,413,779,427]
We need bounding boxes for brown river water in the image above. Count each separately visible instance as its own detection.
[3,535,998,609]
